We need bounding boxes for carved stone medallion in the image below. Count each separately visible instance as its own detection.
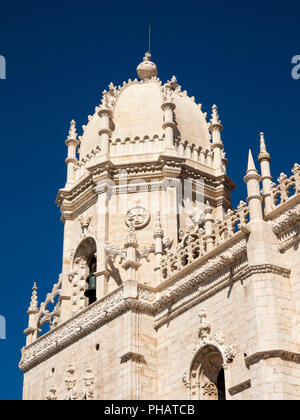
[125,206,150,230]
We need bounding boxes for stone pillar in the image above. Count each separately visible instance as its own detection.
[60,218,74,322]
[161,101,176,153]
[122,227,140,299]
[65,120,79,187]
[162,178,180,246]
[95,182,110,300]
[204,202,214,252]
[258,132,273,215]
[243,150,295,399]
[153,212,164,284]
[98,108,112,158]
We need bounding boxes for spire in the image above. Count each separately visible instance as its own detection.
[67,120,78,141]
[28,283,38,314]
[247,149,257,173]
[244,149,263,221]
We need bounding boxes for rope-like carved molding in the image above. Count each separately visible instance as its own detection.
[245,349,300,367]
[228,379,251,396]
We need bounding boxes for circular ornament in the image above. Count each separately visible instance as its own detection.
[125,206,150,230]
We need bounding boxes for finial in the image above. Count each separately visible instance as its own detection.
[137,52,158,81]
[210,104,222,126]
[28,282,38,313]
[68,120,78,141]
[260,132,267,153]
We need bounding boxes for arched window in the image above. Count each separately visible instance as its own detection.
[189,345,226,400]
[71,237,97,314]
[84,255,97,306]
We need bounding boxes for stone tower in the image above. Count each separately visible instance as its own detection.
[20,53,300,400]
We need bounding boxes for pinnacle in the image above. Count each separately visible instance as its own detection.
[247,149,257,172]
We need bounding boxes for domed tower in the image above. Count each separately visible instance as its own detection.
[20,53,240,400]
[56,52,235,311]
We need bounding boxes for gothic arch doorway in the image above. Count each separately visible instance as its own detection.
[190,345,226,400]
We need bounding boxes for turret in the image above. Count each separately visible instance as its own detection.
[161,81,176,152]
[209,105,225,175]
[258,132,273,214]
[244,149,263,221]
[65,120,79,187]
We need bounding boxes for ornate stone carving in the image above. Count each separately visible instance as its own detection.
[64,364,78,400]
[125,206,150,230]
[78,214,92,237]
[80,367,94,400]
[46,385,57,401]
[196,308,235,364]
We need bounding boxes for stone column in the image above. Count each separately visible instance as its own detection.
[209,105,225,176]
[153,212,164,284]
[204,203,214,252]
[122,227,140,299]
[95,182,110,300]
[60,217,74,322]
[98,108,112,158]
[258,132,273,215]
[161,101,176,153]
[243,150,295,399]
[162,178,180,246]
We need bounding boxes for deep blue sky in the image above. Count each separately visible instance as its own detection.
[0,0,299,400]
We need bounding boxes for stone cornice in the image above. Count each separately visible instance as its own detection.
[245,349,300,367]
[228,379,251,396]
[19,255,291,372]
[56,156,235,214]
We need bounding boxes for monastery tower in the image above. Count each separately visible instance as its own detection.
[20,53,300,400]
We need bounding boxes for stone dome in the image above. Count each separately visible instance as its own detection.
[78,60,211,159]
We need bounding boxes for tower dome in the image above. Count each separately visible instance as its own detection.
[79,56,211,159]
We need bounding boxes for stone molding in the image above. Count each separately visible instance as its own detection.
[20,255,290,373]
[228,379,251,396]
[245,350,300,367]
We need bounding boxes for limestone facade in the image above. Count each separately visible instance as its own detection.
[20,53,300,400]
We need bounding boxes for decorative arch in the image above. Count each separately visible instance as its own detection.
[183,309,235,400]
[69,237,97,315]
[185,345,225,400]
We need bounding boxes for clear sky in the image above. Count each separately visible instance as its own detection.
[0,0,299,400]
